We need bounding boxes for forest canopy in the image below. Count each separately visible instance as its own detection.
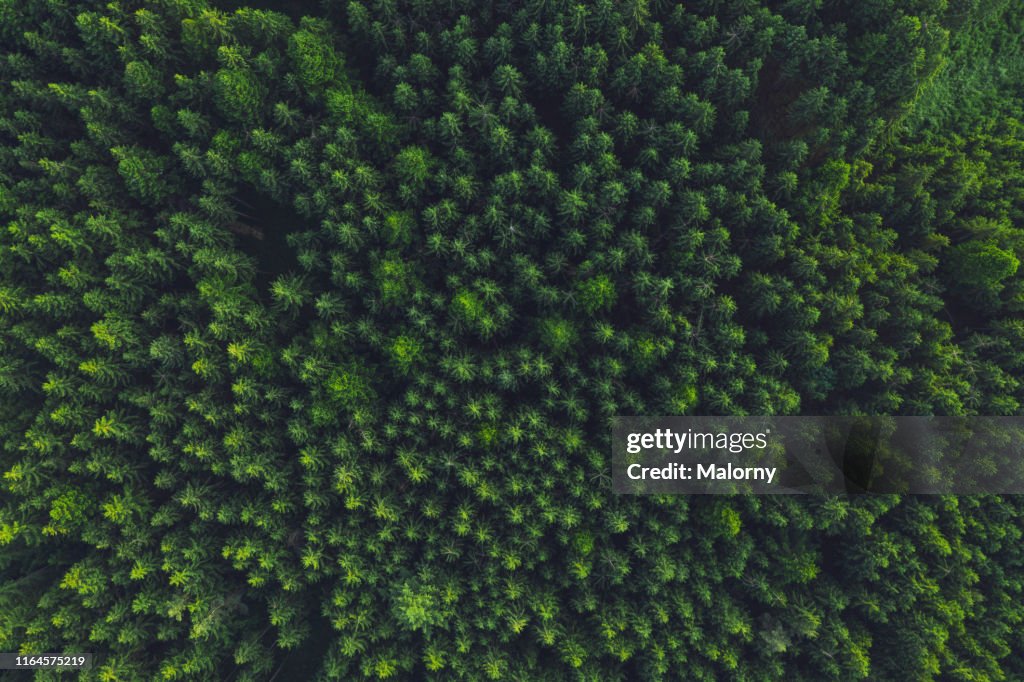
[1,0,1023,679]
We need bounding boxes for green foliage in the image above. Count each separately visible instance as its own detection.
[946,241,1019,293]
[327,364,376,410]
[575,274,618,314]
[288,19,344,94]
[539,317,578,355]
[215,66,266,125]
[388,334,423,373]
[1,0,1023,680]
